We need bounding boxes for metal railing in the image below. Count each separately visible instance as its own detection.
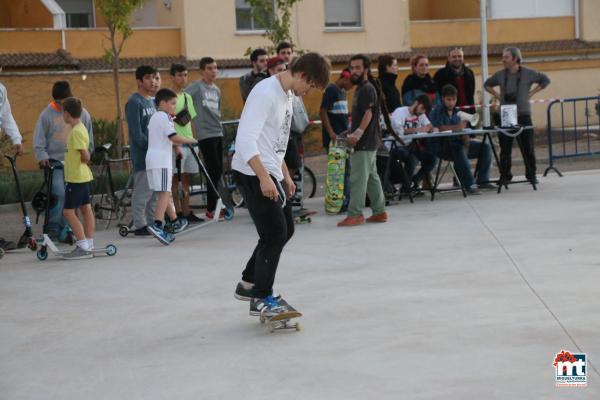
[544,96,600,177]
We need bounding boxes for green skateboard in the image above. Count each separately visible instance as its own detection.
[325,139,348,215]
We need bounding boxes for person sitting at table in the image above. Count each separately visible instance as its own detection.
[389,94,437,191]
[401,54,437,107]
[428,84,494,195]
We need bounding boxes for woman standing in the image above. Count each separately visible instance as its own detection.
[401,54,437,107]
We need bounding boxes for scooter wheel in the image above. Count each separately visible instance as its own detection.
[118,226,129,237]
[106,244,117,256]
[224,208,234,221]
[36,249,48,261]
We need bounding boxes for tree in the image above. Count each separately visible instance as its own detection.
[96,0,146,154]
[246,0,302,54]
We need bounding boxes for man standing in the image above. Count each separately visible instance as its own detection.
[33,81,94,241]
[231,52,330,316]
[338,54,387,227]
[319,68,352,152]
[484,47,550,184]
[0,81,23,251]
[239,48,268,103]
[126,65,160,236]
[169,63,203,223]
[186,57,225,220]
[0,82,22,155]
[434,47,476,113]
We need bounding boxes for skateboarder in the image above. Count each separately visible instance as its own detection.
[231,52,330,317]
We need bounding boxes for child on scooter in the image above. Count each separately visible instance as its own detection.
[61,97,95,259]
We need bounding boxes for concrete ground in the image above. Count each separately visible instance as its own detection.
[1,170,599,399]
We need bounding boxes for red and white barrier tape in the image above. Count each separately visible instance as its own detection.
[456,98,562,110]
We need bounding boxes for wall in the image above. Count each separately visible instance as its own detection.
[409,0,480,21]
[0,0,53,28]
[0,28,181,58]
[181,0,410,59]
[580,0,600,41]
[410,17,575,48]
[64,28,181,58]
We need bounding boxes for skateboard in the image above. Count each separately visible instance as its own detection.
[36,234,117,261]
[259,309,303,333]
[293,209,317,224]
[325,139,348,215]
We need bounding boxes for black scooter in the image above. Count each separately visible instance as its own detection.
[2,153,37,251]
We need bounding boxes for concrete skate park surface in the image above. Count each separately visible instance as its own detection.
[1,170,599,399]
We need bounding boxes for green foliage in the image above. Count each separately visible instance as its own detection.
[245,0,302,55]
[96,0,145,39]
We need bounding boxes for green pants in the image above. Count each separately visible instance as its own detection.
[348,150,385,217]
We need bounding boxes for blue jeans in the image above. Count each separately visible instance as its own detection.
[428,139,491,188]
[390,145,437,184]
[47,167,67,238]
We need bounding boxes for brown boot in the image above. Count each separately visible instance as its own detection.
[337,214,365,227]
[366,212,388,223]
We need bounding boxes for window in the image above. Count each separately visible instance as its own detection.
[56,0,95,28]
[324,0,362,28]
[489,0,573,19]
[235,0,274,31]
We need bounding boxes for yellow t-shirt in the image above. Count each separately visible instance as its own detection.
[64,122,93,183]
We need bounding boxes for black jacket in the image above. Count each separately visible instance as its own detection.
[433,63,476,109]
[401,73,437,106]
[379,72,402,113]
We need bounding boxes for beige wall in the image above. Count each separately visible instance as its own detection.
[411,17,575,47]
[0,0,53,28]
[580,0,600,41]
[181,0,410,59]
[410,0,480,21]
[0,29,181,59]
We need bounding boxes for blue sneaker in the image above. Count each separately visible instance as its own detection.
[249,295,287,317]
[171,218,188,233]
[148,223,174,246]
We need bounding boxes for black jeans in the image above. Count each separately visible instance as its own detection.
[198,137,223,212]
[498,115,536,180]
[234,171,294,299]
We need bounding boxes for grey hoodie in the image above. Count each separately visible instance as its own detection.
[33,103,94,162]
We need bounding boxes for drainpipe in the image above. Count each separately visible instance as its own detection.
[574,0,581,40]
[480,0,490,127]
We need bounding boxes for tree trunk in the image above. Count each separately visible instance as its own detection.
[110,27,124,156]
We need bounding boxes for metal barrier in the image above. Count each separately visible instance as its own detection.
[545,96,600,177]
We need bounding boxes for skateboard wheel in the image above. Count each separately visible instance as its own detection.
[295,323,301,331]
[36,249,48,261]
[0,248,4,259]
[118,226,129,237]
[106,244,117,256]
[224,208,234,221]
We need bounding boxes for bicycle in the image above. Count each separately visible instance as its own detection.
[92,144,134,229]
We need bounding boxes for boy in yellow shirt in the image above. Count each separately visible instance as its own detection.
[62,97,95,259]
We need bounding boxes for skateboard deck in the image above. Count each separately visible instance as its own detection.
[293,209,317,224]
[325,142,347,215]
[260,310,303,332]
